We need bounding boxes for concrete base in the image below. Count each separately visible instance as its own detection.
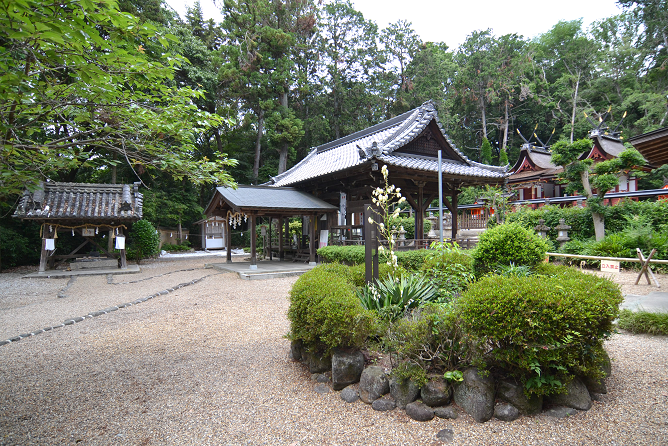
[249,264,258,270]
[24,265,141,278]
[206,260,316,280]
[622,292,668,312]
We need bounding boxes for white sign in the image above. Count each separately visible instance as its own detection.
[601,260,620,274]
[45,238,55,251]
[115,236,126,250]
[339,192,347,225]
[82,228,95,237]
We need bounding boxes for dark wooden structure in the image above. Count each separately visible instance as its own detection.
[13,182,143,273]
[630,127,668,169]
[265,101,508,243]
[204,185,337,268]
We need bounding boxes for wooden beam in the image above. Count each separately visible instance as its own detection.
[119,227,127,269]
[226,219,232,263]
[309,214,316,265]
[278,217,284,261]
[250,215,257,268]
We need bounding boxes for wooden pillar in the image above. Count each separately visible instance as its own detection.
[118,227,127,269]
[451,189,458,241]
[250,215,257,269]
[416,184,424,246]
[226,219,232,263]
[309,214,316,265]
[39,225,54,273]
[278,217,284,261]
[268,217,273,261]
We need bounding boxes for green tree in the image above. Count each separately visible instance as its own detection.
[480,137,493,164]
[0,0,237,198]
[551,138,646,240]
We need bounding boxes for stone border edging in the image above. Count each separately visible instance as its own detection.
[106,268,200,285]
[0,272,219,347]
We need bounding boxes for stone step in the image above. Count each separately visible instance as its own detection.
[70,259,118,270]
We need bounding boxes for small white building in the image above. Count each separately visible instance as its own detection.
[195,216,225,250]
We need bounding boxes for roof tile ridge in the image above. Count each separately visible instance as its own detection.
[380,107,423,152]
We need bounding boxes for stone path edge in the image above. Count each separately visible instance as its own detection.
[0,272,220,347]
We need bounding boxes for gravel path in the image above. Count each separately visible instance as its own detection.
[0,260,667,445]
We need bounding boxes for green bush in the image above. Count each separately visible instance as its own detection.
[318,244,433,271]
[458,269,622,396]
[127,220,159,263]
[349,263,400,287]
[358,273,438,321]
[420,242,474,302]
[383,304,467,376]
[287,264,375,355]
[161,242,191,252]
[471,222,548,276]
[387,216,431,239]
[618,309,668,335]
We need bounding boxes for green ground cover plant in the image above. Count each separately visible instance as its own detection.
[618,309,668,336]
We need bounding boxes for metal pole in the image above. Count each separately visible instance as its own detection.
[438,150,443,243]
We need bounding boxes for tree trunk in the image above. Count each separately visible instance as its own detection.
[480,94,488,140]
[278,91,289,174]
[592,212,605,241]
[570,73,580,144]
[253,110,265,183]
[501,101,509,153]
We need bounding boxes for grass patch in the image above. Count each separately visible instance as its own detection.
[618,309,668,336]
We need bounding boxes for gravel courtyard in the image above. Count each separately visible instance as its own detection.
[0,259,667,445]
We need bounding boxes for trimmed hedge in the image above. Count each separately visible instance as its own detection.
[471,222,548,276]
[421,244,474,302]
[458,266,622,396]
[317,245,432,271]
[287,263,376,355]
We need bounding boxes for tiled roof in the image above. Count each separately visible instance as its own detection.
[267,101,506,187]
[13,182,143,221]
[214,186,337,212]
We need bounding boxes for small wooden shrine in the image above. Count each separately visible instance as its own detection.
[12,182,143,273]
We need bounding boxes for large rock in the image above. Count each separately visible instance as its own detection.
[496,380,543,415]
[453,368,495,423]
[543,406,578,418]
[332,349,365,391]
[359,366,390,403]
[405,401,435,422]
[494,403,520,422]
[584,350,612,394]
[434,406,459,419]
[372,397,396,411]
[389,377,420,409]
[546,378,592,410]
[421,375,451,407]
[340,385,359,403]
[305,353,332,374]
[290,340,302,361]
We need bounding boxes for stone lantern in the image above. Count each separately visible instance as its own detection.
[398,225,406,247]
[555,218,571,247]
[534,219,550,238]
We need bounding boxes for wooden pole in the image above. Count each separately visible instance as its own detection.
[39,225,53,273]
[309,214,316,265]
[268,217,273,261]
[278,216,284,261]
[250,215,257,269]
[226,219,232,264]
[451,188,458,241]
[119,227,127,269]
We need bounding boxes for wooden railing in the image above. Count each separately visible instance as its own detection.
[442,210,490,230]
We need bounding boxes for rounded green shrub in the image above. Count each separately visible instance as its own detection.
[288,264,375,355]
[457,269,622,396]
[471,222,548,276]
[421,243,474,302]
[127,220,159,263]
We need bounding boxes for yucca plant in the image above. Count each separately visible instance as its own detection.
[358,273,438,321]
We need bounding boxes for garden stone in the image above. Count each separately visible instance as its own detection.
[421,374,451,407]
[453,368,495,423]
[434,406,458,419]
[290,340,302,361]
[340,386,359,403]
[306,353,331,374]
[436,428,454,443]
[314,383,330,394]
[371,397,396,411]
[497,380,543,415]
[359,366,389,404]
[332,349,365,390]
[543,406,578,418]
[405,401,435,422]
[546,378,592,410]
[494,403,520,422]
[389,377,420,409]
[584,350,611,394]
[311,373,329,383]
